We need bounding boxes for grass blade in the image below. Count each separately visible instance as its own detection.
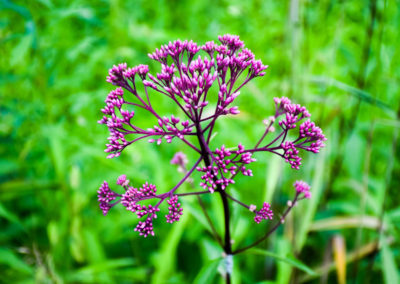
[193,258,221,284]
[381,236,399,284]
[245,248,317,276]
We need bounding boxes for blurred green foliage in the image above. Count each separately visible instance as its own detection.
[1,0,399,283]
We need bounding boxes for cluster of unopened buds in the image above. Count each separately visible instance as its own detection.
[97,34,326,240]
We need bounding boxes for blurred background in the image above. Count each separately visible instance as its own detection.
[1,0,399,283]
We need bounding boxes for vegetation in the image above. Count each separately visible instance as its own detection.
[1,0,399,283]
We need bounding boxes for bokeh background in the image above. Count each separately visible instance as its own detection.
[1,0,399,283]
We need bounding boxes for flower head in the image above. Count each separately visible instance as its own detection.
[265,96,327,169]
[97,181,119,216]
[171,152,188,172]
[117,174,129,186]
[121,182,158,217]
[98,34,268,159]
[254,202,274,223]
[135,216,157,238]
[294,180,311,199]
[165,195,183,223]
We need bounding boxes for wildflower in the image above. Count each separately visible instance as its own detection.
[97,34,325,238]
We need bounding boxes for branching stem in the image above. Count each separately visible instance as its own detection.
[232,193,300,255]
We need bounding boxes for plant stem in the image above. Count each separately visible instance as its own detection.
[196,195,224,247]
[220,190,232,284]
[232,193,300,255]
[176,190,210,197]
[194,120,232,284]
[225,192,251,210]
[177,163,224,248]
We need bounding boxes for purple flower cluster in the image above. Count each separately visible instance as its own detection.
[147,116,193,144]
[197,144,256,192]
[249,96,327,170]
[98,181,120,216]
[165,195,183,223]
[171,151,189,173]
[254,202,274,224]
[98,34,268,160]
[294,180,311,199]
[117,174,129,186]
[97,176,185,237]
[97,34,326,238]
[121,182,158,217]
[135,216,156,238]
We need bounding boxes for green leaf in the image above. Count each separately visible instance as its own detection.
[0,247,33,274]
[246,248,317,276]
[0,159,19,176]
[264,155,282,203]
[276,238,292,284]
[10,35,33,67]
[182,199,212,232]
[193,258,221,284]
[296,148,327,251]
[47,126,66,181]
[67,258,137,283]
[77,258,136,273]
[308,76,396,116]
[151,211,189,284]
[381,236,399,284]
[0,202,24,229]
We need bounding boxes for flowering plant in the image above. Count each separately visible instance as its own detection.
[97,34,326,282]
